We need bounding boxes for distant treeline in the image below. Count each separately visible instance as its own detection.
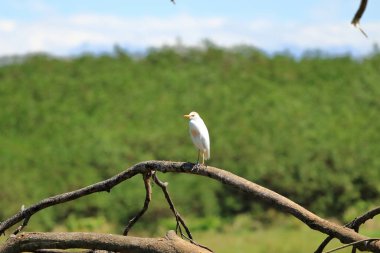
[1,43,379,232]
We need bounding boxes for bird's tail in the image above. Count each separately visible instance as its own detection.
[204,149,210,160]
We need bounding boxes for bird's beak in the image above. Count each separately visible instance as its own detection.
[183,114,190,119]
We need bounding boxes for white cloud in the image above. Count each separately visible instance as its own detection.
[0,20,16,32]
[249,20,379,54]
[0,13,379,57]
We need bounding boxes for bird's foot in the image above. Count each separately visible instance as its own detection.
[191,163,202,172]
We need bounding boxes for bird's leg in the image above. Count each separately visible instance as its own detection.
[192,150,201,171]
[203,154,208,168]
[193,152,205,171]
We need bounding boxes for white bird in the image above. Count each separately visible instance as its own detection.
[183,111,210,165]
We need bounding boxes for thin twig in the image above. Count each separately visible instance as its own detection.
[351,225,359,253]
[123,172,152,235]
[11,215,30,236]
[347,207,380,229]
[151,172,192,240]
[323,238,380,253]
[315,236,335,253]
[152,172,213,252]
[181,233,214,252]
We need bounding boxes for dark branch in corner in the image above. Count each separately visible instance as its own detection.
[323,238,380,253]
[351,0,368,38]
[315,207,380,253]
[1,161,380,252]
[352,0,368,26]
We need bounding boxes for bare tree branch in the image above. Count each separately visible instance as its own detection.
[352,0,368,26]
[34,250,91,253]
[152,172,192,239]
[349,207,380,253]
[10,216,30,236]
[0,162,144,235]
[347,207,380,229]
[152,172,213,252]
[315,207,380,253]
[0,231,210,253]
[1,161,380,252]
[323,238,380,253]
[123,172,152,236]
[351,0,369,38]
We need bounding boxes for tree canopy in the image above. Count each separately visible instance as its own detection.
[1,44,380,233]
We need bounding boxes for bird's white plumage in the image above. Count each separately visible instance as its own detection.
[184,111,210,164]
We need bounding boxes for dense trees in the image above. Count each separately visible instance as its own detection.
[0,43,379,233]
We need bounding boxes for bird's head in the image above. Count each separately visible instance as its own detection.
[183,111,200,120]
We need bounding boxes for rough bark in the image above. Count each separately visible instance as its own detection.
[0,231,209,253]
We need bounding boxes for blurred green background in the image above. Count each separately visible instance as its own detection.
[1,43,380,252]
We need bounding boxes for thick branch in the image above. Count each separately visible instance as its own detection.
[0,231,209,253]
[352,0,368,26]
[1,161,380,252]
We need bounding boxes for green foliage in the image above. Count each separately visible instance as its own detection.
[66,214,110,232]
[1,43,380,232]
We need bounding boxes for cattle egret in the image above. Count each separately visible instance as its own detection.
[183,112,210,165]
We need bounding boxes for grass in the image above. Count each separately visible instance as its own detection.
[198,228,327,253]
[196,224,380,253]
[130,213,380,252]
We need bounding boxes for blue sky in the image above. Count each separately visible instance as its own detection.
[0,0,379,57]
